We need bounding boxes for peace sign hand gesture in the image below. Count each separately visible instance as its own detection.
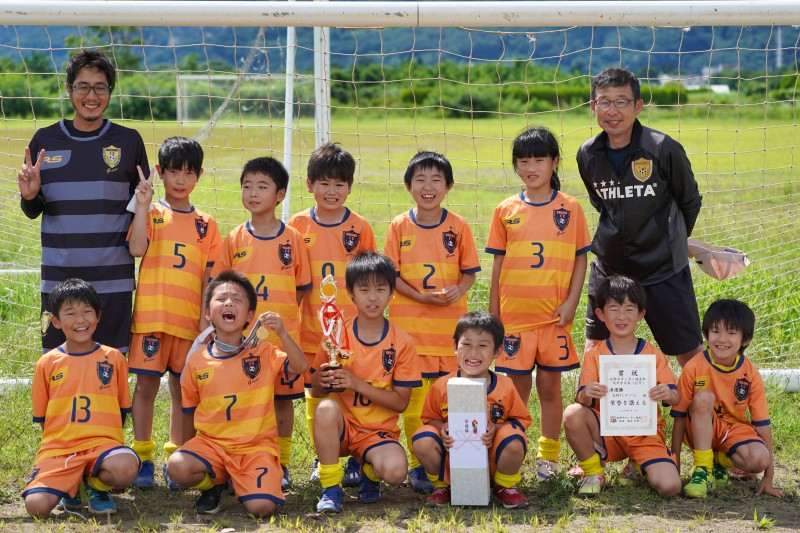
[135,165,155,210]
[18,147,44,200]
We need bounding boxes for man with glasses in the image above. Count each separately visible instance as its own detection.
[577,67,703,368]
[17,50,149,354]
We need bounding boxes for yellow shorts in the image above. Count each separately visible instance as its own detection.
[177,435,284,504]
[496,323,579,374]
[129,332,193,376]
[419,355,459,379]
[23,442,137,499]
[685,414,766,457]
[338,416,402,464]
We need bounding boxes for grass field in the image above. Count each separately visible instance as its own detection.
[0,111,798,530]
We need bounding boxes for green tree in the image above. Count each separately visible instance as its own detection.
[65,26,143,71]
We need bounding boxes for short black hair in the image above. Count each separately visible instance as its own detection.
[512,126,562,191]
[240,156,289,192]
[307,142,355,186]
[591,67,641,101]
[702,299,756,354]
[49,278,101,318]
[204,270,257,313]
[595,275,646,311]
[66,50,116,91]
[158,136,204,175]
[453,311,505,351]
[345,251,396,294]
[403,151,454,188]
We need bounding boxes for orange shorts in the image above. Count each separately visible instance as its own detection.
[411,421,528,485]
[337,416,402,464]
[22,442,137,499]
[419,355,459,379]
[129,332,193,376]
[274,359,305,400]
[496,323,580,375]
[303,352,316,388]
[685,414,766,457]
[177,435,284,504]
[588,409,677,472]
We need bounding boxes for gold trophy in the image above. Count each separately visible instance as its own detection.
[318,275,351,392]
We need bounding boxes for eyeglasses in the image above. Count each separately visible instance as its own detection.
[68,83,111,96]
[594,98,634,109]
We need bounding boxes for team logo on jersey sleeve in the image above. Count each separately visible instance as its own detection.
[490,402,505,423]
[97,360,114,385]
[553,207,570,232]
[442,229,457,254]
[503,335,520,357]
[734,377,750,400]
[143,335,160,358]
[103,146,121,170]
[278,243,293,266]
[382,347,397,372]
[242,355,261,379]
[632,158,652,182]
[343,229,360,252]
[195,218,208,239]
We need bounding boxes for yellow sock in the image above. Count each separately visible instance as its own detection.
[163,441,179,461]
[362,462,381,483]
[493,470,521,489]
[715,450,734,469]
[426,471,448,489]
[319,462,344,489]
[86,476,113,492]
[131,439,156,462]
[305,392,322,450]
[278,436,292,467]
[693,449,714,472]
[578,453,605,476]
[537,435,560,462]
[191,473,214,491]
[403,378,430,469]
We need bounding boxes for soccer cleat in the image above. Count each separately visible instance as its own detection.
[728,467,757,480]
[163,463,181,491]
[567,463,585,479]
[342,456,361,488]
[684,467,713,498]
[358,468,382,503]
[195,483,226,515]
[425,487,451,506]
[309,458,320,483]
[577,474,606,496]
[711,463,730,487]
[535,459,559,481]
[281,466,292,490]
[407,465,435,494]
[491,485,528,509]
[316,486,344,513]
[618,460,642,485]
[84,482,117,515]
[132,460,155,489]
[57,494,83,511]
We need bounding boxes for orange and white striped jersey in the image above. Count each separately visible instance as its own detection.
[32,343,131,460]
[181,341,288,456]
[579,339,677,429]
[312,318,422,434]
[211,221,312,348]
[486,190,591,332]
[288,207,377,353]
[130,201,222,340]
[384,209,481,357]
[671,350,770,428]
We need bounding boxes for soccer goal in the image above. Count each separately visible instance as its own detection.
[0,2,798,380]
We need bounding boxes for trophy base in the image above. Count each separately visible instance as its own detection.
[326,361,344,393]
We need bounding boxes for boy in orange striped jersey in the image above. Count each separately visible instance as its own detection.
[384,151,480,492]
[311,252,421,513]
[288,142,377,484]
[211,157,312,489]
[167,270,308,516]
[127,137,222,488]
[23,279,139,517]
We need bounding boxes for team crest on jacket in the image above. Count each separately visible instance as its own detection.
[632,157,652,182]
[553,207,570,232]
[195,218,208,239]
[490,402,505,423]
[143,335,160,358]
[442,229,457,254]
[503,335,520,357]
[343,229,360,253]
[242,355,261,379]
[97,360,113,385]
[734,377,750,401]
[102,145,121,169]
[382,347,396,372]
[279,243,293,266]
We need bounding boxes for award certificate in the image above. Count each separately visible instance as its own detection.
[599,354,657,436]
